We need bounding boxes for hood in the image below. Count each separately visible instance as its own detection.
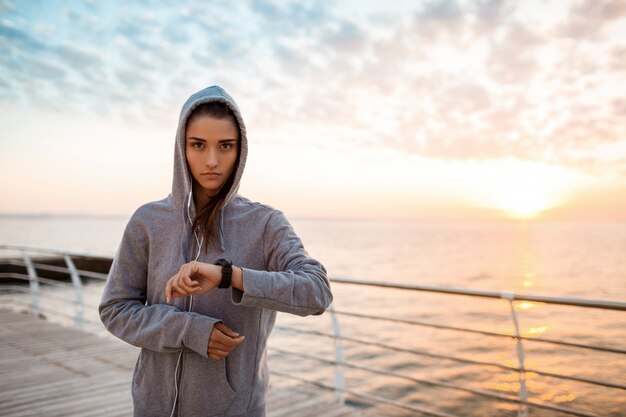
[171,85,248,227]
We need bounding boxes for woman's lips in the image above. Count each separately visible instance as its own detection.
[201,172,221,177]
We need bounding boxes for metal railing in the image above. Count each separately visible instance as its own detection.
[0,245,109,330]
[0,244,624,417]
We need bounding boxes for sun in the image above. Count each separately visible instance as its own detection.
[485,187,560,219]
[463,159,574,219]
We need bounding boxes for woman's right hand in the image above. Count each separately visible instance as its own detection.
[165,261,222,303]
[208,322,245,361]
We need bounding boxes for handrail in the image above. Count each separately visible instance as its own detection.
[331,277,626,311]
[3,259,108,280]
[0,279,101,304]
[0,244,112,260]
[3,245,624,310]
[4,245,623,309]
[0,273,105,296]
[332,309,626,354]
[270,368,460,417]
[275,325,626,391]
[0,287,102,327]
[270,347,604,417]
[0,244,623,417]
[270,368,604,417]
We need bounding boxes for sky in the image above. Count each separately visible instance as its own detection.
[1,0,625,222]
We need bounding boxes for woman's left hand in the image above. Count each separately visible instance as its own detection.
[165,261,222,303]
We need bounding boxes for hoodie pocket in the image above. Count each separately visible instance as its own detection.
[219,357,236,395]
[181,353,236,416]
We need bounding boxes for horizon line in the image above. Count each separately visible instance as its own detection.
[1,212,625,224]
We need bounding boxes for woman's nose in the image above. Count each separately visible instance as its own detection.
[205,149,218,168]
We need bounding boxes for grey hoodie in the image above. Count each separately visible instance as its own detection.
[99,86,333,417]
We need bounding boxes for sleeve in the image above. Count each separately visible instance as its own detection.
[98,212,220,358]
[231,210,333,316]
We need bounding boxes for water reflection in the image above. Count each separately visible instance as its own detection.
[514,221,536,291]
[527,325,548,336]
[514,301,536,311]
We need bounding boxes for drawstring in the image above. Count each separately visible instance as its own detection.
[186,190,194,227]
[218,211,226,252]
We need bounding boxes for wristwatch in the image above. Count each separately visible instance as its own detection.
[215,258,233,289]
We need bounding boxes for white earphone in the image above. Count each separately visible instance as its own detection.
[170,191,204,417]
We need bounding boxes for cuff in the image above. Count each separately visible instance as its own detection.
[183,314,221,358]
[231,267,265,306]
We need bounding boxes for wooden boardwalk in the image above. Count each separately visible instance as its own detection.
[0,309,371,417]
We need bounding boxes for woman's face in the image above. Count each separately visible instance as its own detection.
[185,115,239,198]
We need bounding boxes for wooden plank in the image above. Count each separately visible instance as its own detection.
[0,309,370,417]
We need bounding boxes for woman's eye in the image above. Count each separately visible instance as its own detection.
[221,143,233,150]
[192,142,204,149]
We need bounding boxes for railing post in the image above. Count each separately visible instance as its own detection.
[21,250,40,315]
[329,304,346,405]
[501,292,529,417]
[64,255,84,328]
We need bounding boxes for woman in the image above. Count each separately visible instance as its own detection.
[99,85,333,417]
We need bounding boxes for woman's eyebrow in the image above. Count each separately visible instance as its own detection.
[186,137,237,143]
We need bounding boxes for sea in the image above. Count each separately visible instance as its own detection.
[0,215,625,416]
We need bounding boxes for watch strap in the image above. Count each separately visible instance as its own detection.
[215,258,233,289]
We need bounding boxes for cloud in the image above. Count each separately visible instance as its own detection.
[555,0,626,40]
[0,0,15,12]
[54,42,103,69]
[249,0,330,32]
[485,22,543,84]
[417,0,464,21]
[0,22,48,51]
[0,0,625,177]
[276,0,626,176]
[322,20,365,52]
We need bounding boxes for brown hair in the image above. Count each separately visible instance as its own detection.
[186,101,241,251]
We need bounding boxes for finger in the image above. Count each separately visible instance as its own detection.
[210,336,245,351]
[171,277,188,297]
[165,278,173,303]
[208,346,230,357]
[209,330,230,349]
[208,353,221,361]
[209,341,244,359]
[232,335,245,347]
[214,322,239,338]
[211,327,236,345]
[209,338,232,351]
[213,330,241,347]
[186,279,202,293]
[183,275,200,289]
[176,276,196,294]
[214,336,246,352]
